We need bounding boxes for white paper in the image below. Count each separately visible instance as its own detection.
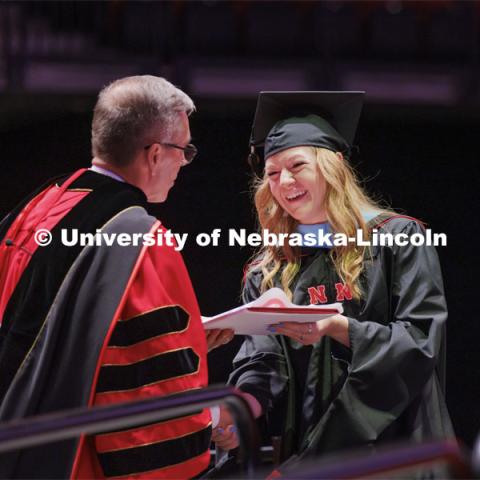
[202,288,343,335]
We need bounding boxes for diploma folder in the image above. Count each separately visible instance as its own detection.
[202,288,343,335]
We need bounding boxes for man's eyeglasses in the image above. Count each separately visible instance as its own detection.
[144,142,198,164]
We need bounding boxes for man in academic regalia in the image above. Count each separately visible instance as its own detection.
[0,75,229,479]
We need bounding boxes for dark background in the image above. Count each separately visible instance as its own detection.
[0,0,479,449]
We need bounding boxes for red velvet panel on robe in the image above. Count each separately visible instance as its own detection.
[0,171,89,323]
[73,226,211,479]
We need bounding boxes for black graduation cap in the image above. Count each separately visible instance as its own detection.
[248,91,365,174]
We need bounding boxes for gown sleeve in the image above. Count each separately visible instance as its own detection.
[227,272,289,414]
[305,220,449,450]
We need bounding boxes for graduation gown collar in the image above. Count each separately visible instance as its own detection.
[296,210,381,250]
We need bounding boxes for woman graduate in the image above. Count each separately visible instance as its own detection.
[212,92,454,467]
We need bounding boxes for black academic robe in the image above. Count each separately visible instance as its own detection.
[0,170,211,478]
[229,215,454,466]
[0,171,153,478]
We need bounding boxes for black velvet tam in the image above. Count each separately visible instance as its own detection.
[249,91,365,162]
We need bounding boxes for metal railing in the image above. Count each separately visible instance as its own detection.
[0,384,261,478]
[281,438,471,479]
[0,381,475,479]
[472,433,480,478]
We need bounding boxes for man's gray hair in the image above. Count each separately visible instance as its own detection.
[91,75,195,166]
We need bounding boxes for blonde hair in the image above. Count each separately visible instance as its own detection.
[247,147,392,301]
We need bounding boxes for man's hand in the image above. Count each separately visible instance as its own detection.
[205,328,235,352]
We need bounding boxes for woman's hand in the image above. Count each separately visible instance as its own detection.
[211,392,262,451]
[270,314,350,347]
[205,328,235,352]
[211,405,239,450]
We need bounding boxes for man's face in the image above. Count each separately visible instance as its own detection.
[150,111,191,203]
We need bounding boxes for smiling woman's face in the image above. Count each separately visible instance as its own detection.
[265,146,328,224]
